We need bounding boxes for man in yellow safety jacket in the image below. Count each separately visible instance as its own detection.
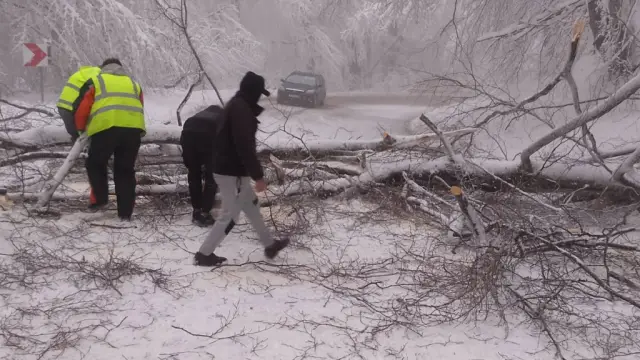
[74,58,146,221]
[56,65,101,142]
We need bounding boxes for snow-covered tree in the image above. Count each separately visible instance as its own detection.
[336,0,449,89]
[5,0,184,87]
[0,0,454,93]
[439,0,640,87]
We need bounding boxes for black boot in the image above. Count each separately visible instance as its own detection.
[192,210,210,227]
[264,238,290,259]
[201,211,215,226]
[194,251,227,266]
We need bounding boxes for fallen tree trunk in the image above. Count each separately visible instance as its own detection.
[5,153,639,206]
[0,126,475,176]
[264,152,635,200]
[277,159,365,176]
[0,151,186,168]
[4,118,639,206]
[1,124,476,156]
[597,144,640,160]
[35,133,89,209]
[3,183,297,208]
[7,184,190,200]
[0,151,73,167]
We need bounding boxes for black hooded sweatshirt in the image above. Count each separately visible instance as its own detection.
[212,73,267,181]
[182,105,224,136]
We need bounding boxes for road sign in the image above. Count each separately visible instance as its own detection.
[23,43,48,67]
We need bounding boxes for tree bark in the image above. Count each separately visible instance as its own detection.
[588,0,606,52]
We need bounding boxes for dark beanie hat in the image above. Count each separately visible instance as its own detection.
[239,71,271,97]
[101,58,122,68]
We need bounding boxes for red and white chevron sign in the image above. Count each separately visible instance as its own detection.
[23,43,49,67]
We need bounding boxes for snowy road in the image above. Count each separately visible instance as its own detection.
[261,92,451,140]
[143,90,451,141]
[5,89,450,141]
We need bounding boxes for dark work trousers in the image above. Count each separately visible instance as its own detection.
[86,127,142,218]
[180,131,218,213]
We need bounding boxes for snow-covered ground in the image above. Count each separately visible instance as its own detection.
[0,199,551,360]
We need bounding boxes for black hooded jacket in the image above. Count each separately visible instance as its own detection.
[182,105,224,136]
[212,72,268,180]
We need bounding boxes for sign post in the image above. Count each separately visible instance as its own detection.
[22,42,49,103]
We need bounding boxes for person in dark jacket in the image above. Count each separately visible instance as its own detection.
[194,71,289,266]
[181,105,223,226]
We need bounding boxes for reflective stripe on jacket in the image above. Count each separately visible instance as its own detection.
[56,66,101,111]
[86,73,145,137]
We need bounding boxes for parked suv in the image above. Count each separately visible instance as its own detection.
[276,71,326,108]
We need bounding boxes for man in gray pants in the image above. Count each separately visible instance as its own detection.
[194,71,289,266]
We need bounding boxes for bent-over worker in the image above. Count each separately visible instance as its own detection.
[181,105,224,226]
[74,58,145,221]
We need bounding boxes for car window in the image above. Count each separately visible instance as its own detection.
[285,74,317,86]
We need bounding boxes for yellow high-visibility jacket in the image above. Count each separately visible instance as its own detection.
[56,66,101,111]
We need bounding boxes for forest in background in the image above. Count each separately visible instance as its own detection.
[1,0,638,95]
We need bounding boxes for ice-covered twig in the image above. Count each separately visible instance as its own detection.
[155,0,225,106]
[176,72,203,126]
[611,145,640,189]
[406,196,452,227]
[531,232,640,308]
[401,172,454,209]
[466,159,562,212]
[520,68,640,171]
[476,19,585,129]
[476,0,583,42]
[419,114,458,163]
[509,288,568,360]
[419,114,486,245]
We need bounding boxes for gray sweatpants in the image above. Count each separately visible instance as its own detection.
[198,174,274,255]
